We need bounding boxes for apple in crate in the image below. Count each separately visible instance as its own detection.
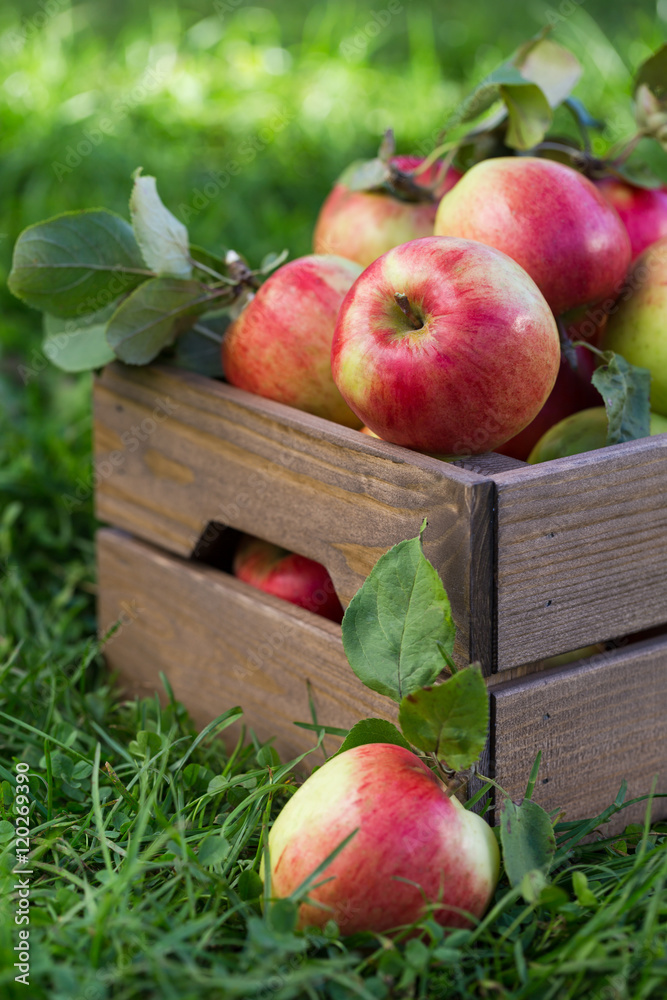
[314,156,460,268]
[233,534,344,624]
[222,255,363,427]
[434,157,631,315]
[331,236,560,455]
[496,345,601,461]
[266,743,499,935]
[602,237,667,417]
[528,406,667,463]
[595,176,667,261]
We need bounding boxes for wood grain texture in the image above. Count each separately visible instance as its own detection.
[97,529,398,761]
[493,435,667,667]
[492,635,667,832]
[94,364,496,671]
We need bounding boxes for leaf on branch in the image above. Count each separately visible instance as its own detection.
[130,172,192,279]
[501,83,552,150]
[634,46,667,143]
[339,157,392,192]
[334,718,412,757]
[43,305,116,372]
[397,665,488,770]
[499,797,556,891]
[591,351,651,445]
[8,210,147,317]
[514,37,582,109]
[341,522,456,702]
[106,278,227,365]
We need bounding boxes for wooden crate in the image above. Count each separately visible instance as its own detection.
[94,362,667,829]
[98,529,667,832]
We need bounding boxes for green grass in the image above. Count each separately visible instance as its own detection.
[2,1,667,995]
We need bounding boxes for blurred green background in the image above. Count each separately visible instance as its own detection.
[0,0,665,615]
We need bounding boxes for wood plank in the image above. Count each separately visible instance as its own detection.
[493,435,667,667]
[97,529,398,761]
[94,364,496,671]
[492,635,667,832]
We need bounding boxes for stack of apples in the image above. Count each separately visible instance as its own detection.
[223,150,667,465]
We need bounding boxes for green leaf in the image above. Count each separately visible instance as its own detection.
[572,870,598,908]
[166,322,226,377]
[43,306,116,372]
[501,83,552,150]
[237,869,264,901]
[130,730,162,758]
[106,278,224,365]
[0,820,14,843]
[514,37,582,108]
[198,833,231,867]
[334,718,412,757]
[341,524,456,702]
[635,44,667,104]
[499,797,556,890]
[591,351,651,445]
[8,210,147,317]
[397,665,488,770]
[519,868,547,904]
[130,172,192,279]
[339,157,392,192]
[266,898,299,934]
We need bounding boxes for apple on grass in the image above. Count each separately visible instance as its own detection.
[602,237,667,417]
[331,236,560,455]
[314,156,461,268]
[265,743,499,935]
[222,255,363,427]
[233,534,344,624]
[434,157,631,315]
[595,176,667,261]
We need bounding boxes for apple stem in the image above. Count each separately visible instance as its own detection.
[394,292,423,330]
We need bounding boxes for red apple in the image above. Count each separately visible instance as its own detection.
[434,157,631,315]
[233,534,344,623]
[266,743,500,934]
[496,345,601,461]
[314,156,461,268]
[331,236,560,455]
[595,176,667,261]
[222,255,363,427]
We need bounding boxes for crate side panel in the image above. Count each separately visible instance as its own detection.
[494,436,667,667]
[97,529,398,761]
[492,636,667,831]
[94,364,495,670]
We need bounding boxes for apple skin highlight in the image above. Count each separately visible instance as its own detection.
[266,743,500,935]
[331,236,560,455]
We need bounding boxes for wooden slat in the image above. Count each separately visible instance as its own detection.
[491,636,667,831]
[94,364,496,671]
[493,435,667,667]
[97,529,397,760]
